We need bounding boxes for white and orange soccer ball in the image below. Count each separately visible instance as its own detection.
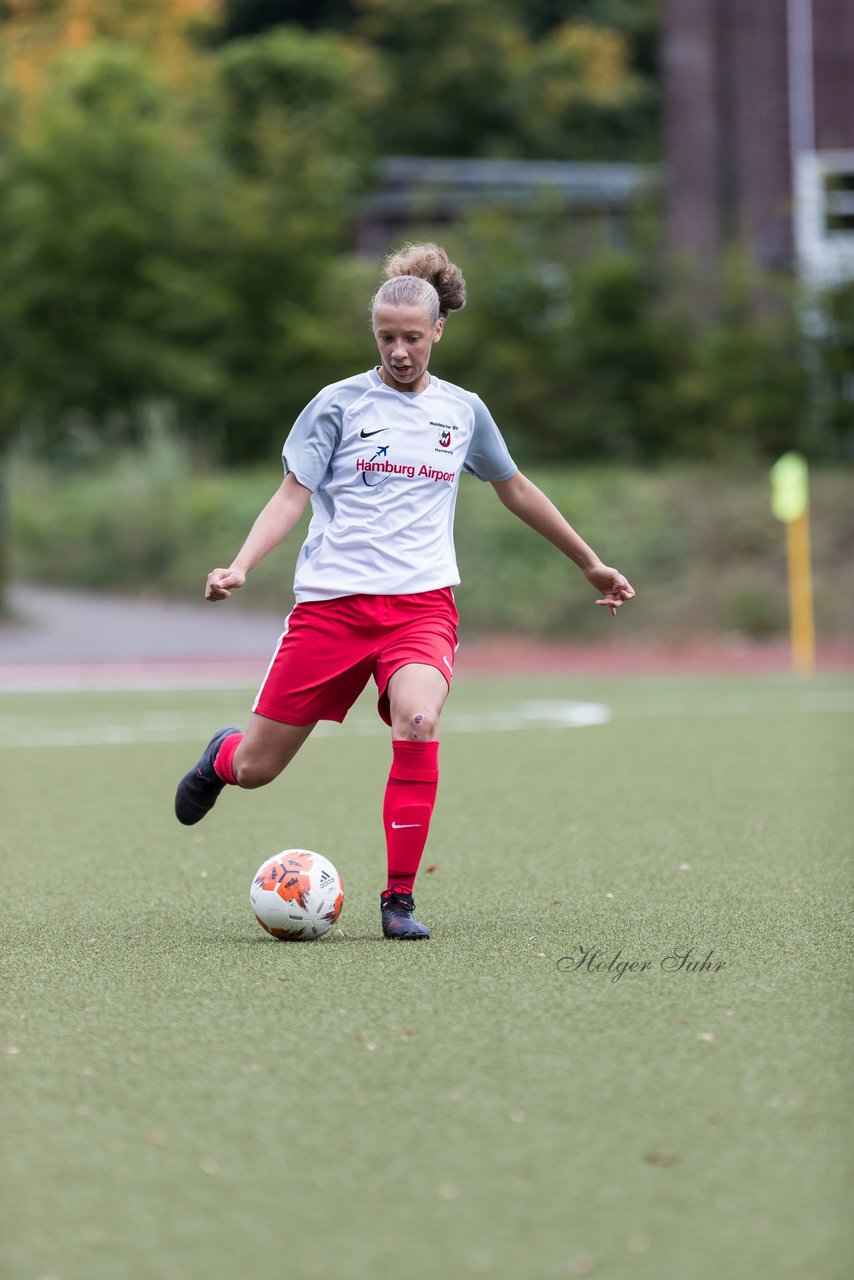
[250,849,344,941]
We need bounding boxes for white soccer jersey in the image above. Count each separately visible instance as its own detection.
[282,367,517,602]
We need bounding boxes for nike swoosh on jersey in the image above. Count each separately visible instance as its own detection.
[391,821,422,829]
[360,427,388,438]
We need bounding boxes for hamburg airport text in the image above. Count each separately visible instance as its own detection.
[357,458,455,483]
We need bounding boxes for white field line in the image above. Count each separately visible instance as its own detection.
[610,689,854,715]
[0,702,611,748]
[1,691,853,750]
[0,674,260,694]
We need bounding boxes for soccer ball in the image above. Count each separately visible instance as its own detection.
[249,849,344,941]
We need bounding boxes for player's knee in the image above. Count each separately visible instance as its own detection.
[394,708,440,741]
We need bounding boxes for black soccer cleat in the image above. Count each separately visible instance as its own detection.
[381,888,431,940]
[174,726,240,826]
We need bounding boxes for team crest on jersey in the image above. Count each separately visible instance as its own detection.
[430,420,456,451]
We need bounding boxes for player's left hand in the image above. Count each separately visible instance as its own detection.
[585,563,636,617]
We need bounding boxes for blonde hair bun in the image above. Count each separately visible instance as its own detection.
[370,242,466,326]
[383,243,467,318]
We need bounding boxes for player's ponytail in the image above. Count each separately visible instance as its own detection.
[371,242,467,327]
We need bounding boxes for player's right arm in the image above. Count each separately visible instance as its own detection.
[205,473,312,601]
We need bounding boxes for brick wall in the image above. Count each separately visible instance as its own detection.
[812,0,854,149]
[664,0,792,271]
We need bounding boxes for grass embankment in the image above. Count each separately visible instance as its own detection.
[9,442,854,641]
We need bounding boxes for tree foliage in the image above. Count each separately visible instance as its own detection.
[0,0,850,479]
[216,0,660,158]
[352,0,657,160]
[0,20,381,460]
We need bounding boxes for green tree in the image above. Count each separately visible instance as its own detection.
[413,211,683,463]
[0,27,384,467]
[353,0,524,158]
[805,281,854,457]
[520,0,660,77]
[0,44,231,455]
[517,19,657,160]
[671,257,810,460]
[214,23,381,182]
[217,0,661,162]
[220,0,359,38]
[203,26,384,455]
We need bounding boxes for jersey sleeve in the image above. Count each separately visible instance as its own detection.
[282,387,343,491]
[462,397,517,482]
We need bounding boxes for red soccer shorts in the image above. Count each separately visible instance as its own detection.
[253,588,459,727]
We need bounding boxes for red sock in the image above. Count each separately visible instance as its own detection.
[383,740,439,895]
[213,732,243,785]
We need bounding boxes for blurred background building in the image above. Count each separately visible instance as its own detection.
[664,0,854,287]
[356,157,659,255]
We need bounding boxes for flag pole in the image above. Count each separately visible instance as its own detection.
[770,452,815,677]
[786,510,815,675]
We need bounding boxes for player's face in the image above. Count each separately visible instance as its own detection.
[373,304,444,394]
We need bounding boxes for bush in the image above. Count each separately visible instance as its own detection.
[10,438,854,643]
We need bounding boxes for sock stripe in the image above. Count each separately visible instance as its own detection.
[388,738,439,782]
[213,732,242,785]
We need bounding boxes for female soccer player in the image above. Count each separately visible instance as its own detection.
[174,243,634,939]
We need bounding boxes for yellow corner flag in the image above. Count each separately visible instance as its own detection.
[770,452,815,676]
[770,451,809,522]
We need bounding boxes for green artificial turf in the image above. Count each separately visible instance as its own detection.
[1,674,852,1280]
